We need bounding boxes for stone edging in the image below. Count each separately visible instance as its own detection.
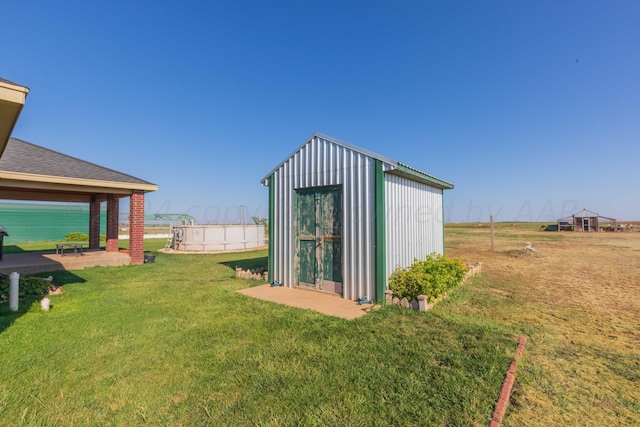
[384,262,483,312]
[490,336,527,427]
[235,268,268,281]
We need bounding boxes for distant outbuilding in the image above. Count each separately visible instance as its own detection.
[556,209,616,232]
[261,133,454,302]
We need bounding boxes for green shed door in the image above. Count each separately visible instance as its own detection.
[296,186,343,295]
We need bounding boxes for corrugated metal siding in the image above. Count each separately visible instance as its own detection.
[385,174,444,281]
[270,136,377,300]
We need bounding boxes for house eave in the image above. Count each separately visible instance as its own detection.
[0,170,158,193]
[0,80,29,157]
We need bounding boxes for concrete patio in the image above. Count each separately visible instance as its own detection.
[238,284,374,320]
[0,250,131,275]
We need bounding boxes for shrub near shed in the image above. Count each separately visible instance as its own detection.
[389,253,467,302]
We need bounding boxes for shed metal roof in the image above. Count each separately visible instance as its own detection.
[261,132,454,190]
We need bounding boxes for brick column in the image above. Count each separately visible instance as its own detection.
[89,196,101,250]
[106,195,119,252]
[129,191,145,264]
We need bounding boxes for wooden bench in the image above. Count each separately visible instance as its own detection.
[56,243,85,256]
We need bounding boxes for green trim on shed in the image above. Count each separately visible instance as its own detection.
[391,163,454,190]
[374,159,386,302]
[268,175,275,283]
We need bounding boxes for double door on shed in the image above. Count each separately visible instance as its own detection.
[295,186,343,295]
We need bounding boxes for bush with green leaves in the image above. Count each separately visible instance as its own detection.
[0,276,54,300]
[388,253,468,302]
[65,231,89,242]
[64,231,106,242]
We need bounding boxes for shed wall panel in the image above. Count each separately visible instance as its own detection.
[385,174,444,280]
[270,136,377,300]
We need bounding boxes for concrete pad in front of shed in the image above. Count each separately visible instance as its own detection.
[238,284,373,320]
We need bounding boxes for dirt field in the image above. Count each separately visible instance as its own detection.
[445,224,640,426]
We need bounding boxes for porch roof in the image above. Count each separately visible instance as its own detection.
[0,137,157,203]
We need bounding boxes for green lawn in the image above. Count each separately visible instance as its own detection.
[0,243,516,426]
[445,225,640,426]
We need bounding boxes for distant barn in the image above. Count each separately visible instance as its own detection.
[556,209,617,232]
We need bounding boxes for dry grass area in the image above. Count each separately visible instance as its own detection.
[445,224,640,426]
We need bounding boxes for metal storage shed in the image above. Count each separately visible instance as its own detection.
[261,133,454,302]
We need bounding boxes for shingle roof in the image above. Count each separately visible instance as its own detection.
[0,137,155,185]
[0,77,24,86]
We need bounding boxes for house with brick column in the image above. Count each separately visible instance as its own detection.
[0,77,157,265]
[0,138,157,264]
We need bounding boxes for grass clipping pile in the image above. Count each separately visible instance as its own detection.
[503,241,540,258]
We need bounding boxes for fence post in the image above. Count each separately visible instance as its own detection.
[490,215,495,252]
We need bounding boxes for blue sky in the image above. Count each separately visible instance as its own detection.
[3,0,639,223]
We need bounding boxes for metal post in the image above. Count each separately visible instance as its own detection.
[9,271,19,311]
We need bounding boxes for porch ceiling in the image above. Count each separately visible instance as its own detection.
[0,169,157,203]
[0,183,135,203]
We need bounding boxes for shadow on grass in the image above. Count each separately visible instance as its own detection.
[0,297,39,334]
[3,245,34,254]
[0,270,86,335]
[221,256,268,272]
